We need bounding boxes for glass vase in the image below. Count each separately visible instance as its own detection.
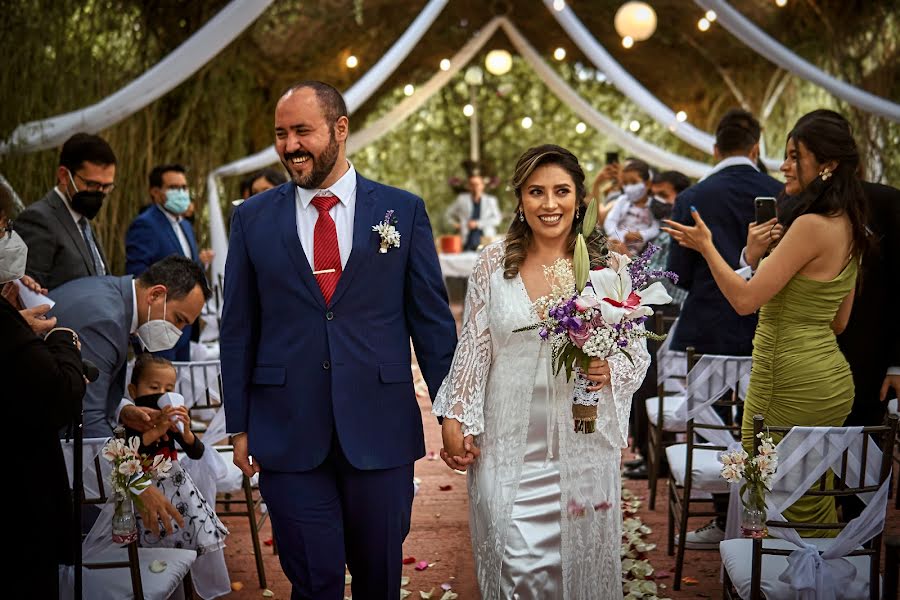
[111,491,138,544]
[740,485,768,539]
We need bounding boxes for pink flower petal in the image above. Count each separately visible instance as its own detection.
[441,583,452,591]
[415,560,429,571]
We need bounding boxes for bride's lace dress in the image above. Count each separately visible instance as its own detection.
[433,241,650,599]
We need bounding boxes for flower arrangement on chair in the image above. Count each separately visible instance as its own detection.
[719,431,778,538]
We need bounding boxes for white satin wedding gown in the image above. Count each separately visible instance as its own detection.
[433,242,650,599]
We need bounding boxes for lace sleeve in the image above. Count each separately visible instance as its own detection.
[432,244,500,437]
[598,332,651,448]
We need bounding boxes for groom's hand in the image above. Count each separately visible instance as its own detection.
[440,419,480,471]
[232,432,261,477]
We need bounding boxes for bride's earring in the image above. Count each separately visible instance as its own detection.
[575,205,581,220]
[820,167,832,181]
[519,208,525,222]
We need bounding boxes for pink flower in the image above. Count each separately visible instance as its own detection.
[567,324,592,348]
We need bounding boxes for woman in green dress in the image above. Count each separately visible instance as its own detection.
[662,110,871,531]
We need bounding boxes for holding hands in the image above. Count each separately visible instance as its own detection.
[440,418,480,472]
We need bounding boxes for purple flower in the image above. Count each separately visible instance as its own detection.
[568,323,592,348]
[539,327,549,340]
[617,338,629,348]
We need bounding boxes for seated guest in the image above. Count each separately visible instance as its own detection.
[603,158,659,256]
[49,255,210,437]
[125,354,229,554]
[444,170,502,251]
[16,133,116,290]
[125,164,213,361]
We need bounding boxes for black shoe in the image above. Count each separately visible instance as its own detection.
[624,457,644,469]
[624,465,648,480]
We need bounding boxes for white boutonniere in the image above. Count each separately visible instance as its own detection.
[373,209,401,253]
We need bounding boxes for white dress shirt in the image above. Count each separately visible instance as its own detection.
[55,186,107,273]
[295,162,357,269]
[157,204,193,258]
[699,155,759,182]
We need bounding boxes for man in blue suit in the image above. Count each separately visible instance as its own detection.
[221,82,457,599]
[667,109,783,357]
[125,164,213,361]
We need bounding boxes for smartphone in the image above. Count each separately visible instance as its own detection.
[754,197,777,224]
[605,151,620,165]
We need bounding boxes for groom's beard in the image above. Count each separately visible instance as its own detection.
[283,132,340,190]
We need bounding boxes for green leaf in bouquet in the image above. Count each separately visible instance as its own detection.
[618,347,635,366]
[574,234,590,293]
[582,195,599,236]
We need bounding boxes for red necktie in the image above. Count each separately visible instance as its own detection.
[311,193,342,304]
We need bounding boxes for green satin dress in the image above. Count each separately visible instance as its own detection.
[742,258,857,534]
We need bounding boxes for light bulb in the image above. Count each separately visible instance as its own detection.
[622,36,634,49]
[698,18,710,31]
[575,122,587,134]
[676,110,687,122]
[403,84,414,97]
[705,10,717,21]
[440,58,451,71]
[463,104,474,117]
[553,0,565,11]
[553,47,567,61]
[629,120,641,132]
[521,117,533,129]
[775,0,787,6]
[345,55,358,69]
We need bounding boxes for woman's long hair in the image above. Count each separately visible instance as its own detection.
[780,110,870,259]
[503,144,607,279]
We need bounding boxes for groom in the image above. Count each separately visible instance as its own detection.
[220,81,457,599]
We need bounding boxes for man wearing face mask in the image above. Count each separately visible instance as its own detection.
[15,133,116,291]
[125,164,214,361]
[47,255,210,437]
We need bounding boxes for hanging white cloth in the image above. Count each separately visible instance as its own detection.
[542,0,782,170]
[1,0,275,154]
[694,0,900,122]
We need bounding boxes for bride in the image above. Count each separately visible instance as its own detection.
[433,145,651,599]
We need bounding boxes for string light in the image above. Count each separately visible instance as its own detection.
[705,10,717,22]
[775,0,787,6]
[345,55,358,68]
[622,36,634,49]
[575,122,587,134]
[676,110,687,122]
[521,117,533,129]
[553,47,567,61]
[403,84,414,97]
[463,104,474,117]
[697,17,710,31]
[552,0,565,11]
[439,58,451,71]
[629,120,641,132]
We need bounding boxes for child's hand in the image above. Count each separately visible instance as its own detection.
[169,406,194,444]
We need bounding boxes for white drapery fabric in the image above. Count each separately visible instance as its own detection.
[205,0,449,284]
[1,0,276,154]
[500,20,712,178]
[695,0,900,123]
[675,355,752,447]
[207,15,716,286]
[543,0,782,170]
[724,427,891,599]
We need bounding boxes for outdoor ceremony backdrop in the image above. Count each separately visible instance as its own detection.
[1,0,897,273]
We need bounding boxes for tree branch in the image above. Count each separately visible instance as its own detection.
[679,33,750,111]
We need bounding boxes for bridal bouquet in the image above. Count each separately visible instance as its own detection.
[517,198,675,433]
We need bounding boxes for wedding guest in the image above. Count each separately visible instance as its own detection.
[125,354,229,553]
[444,170,502,251]
[664,109,867,534]
[434,145,650,598]
[603,158,659,256]
[16,133,116,290]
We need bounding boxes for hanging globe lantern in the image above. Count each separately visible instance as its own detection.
[484,49,513,76]
[464,65,485,86]
[614,1,658,42]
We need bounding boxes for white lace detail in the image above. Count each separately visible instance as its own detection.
[572,367,601,407]
[434,241,651,598]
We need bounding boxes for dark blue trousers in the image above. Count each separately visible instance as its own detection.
[258,435,414,600]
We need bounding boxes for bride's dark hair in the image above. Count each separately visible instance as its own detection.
[780,110,870,259]
[503,144,607,279]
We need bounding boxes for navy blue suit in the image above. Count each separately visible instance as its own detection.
[667,164,782,355]
[125,205,199,361]
[220,175,457,598]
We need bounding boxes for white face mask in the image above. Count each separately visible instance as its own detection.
[0,230,28,283]
[135,294,183,352]
[622,182,647,202]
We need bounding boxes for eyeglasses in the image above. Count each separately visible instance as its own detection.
[72,172,116,194]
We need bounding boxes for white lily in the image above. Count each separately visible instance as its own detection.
[588,252,672,324]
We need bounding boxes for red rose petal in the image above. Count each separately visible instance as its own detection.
[402,556,416,565]
[439,484,452,491]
